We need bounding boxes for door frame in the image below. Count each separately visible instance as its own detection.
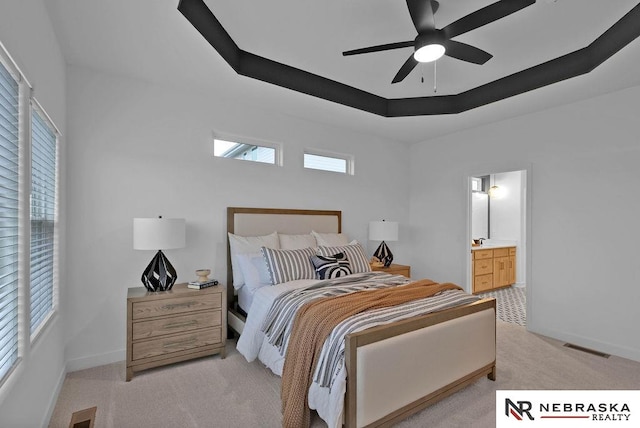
[463,163,533,329]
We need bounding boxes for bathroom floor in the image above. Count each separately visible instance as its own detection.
[478,286,526,326]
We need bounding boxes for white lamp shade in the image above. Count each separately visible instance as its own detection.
[133,218,186,250]
[368,221,399,242]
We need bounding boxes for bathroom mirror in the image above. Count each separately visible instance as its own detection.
[471,176,489,240]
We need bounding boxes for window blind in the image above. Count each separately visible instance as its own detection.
[0,60,20,380]
[303,153,348,174]
[30,108,56,335]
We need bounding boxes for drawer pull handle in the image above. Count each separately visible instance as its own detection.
[164,320,198,329]
[163,338,197,349]
[162,302,196,310]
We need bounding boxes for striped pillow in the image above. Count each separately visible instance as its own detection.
[317,243,372,273]
[310,253,352,279]
[261,246,317,285]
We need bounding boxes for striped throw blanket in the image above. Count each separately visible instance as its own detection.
[262,272,410,353]
[277,278,478,428]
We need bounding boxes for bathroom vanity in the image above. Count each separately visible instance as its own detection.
[471,246,516,293]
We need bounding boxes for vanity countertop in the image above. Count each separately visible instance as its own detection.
[471,244,516,251]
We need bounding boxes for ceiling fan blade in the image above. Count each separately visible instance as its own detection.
[441,0,535,39]
[342,41,413,56]
[443,40,492,65]
[392,55,419,84]
[406,0,438,33]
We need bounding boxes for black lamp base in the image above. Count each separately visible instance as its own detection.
[141,250,177,291]
[373,241,394,267]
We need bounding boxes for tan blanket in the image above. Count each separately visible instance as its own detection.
[280,279,462,428]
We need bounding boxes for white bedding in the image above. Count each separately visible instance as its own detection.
[236,275,480,428]
[236,283,259,313]
[236,278,346,427]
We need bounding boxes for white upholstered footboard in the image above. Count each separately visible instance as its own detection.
[345,299,496,428]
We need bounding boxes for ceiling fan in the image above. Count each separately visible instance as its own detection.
[342,0,535,84]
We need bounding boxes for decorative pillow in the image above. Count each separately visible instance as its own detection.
[279,233,317,250]
[261,246,317,285]
[228,231,279,288]
[235,252,272,292]
[310,253,352,279]
[317,243,372,274]
[311,230,349,247]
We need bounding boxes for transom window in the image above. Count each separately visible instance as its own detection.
[303,150,353,175]
[213,138,279,165]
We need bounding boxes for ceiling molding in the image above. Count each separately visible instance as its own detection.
[178,0,640,117]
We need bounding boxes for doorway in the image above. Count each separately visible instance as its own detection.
[467,168,529,326]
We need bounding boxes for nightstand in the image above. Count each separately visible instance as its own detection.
[371,263,411,278]
[126,283,226,381]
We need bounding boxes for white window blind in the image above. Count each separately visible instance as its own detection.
[0,60,20,380]
[30,107,57,335]
[303,150,353,175]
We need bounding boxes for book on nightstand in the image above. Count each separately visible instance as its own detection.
[187,279,219,289]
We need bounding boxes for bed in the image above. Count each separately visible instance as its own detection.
[226,207,496,428]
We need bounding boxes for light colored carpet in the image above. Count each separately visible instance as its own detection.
[49,322,640,428]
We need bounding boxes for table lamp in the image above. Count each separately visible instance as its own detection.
[133,217,186,291]
[369,220,398,267]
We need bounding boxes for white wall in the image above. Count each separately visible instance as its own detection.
[490,170,525,284]
[409,85,640,362]
[64,65,411,370]
[490,171,522,242]
[0,0,67,427]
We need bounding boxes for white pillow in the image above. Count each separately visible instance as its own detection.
[228,231,279,288]
[236,252,272,293]
[311,230,349,247]
[279,233,317,250]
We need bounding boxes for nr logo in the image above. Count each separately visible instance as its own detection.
[505,398,535,421]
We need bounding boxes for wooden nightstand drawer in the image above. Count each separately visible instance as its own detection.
[474,259,493,275]
[132,292,222,320]
[127,284,227,381]
[131,327,222,361]
[132,310,221,341]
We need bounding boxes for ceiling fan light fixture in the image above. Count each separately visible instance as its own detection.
[414,31,446,63]
[414,43,446,62]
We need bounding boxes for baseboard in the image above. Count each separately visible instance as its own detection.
[41,364,67,428]
[527,324,640,363]
[65,349,125,373]
[39,349,125,426]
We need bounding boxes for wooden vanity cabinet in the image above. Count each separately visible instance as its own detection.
[508,247,516,284]
[472,246,516,293]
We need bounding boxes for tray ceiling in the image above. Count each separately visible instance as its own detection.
[45,0,640,143]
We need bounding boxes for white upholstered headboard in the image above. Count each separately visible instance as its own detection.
[226,207,342,307]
